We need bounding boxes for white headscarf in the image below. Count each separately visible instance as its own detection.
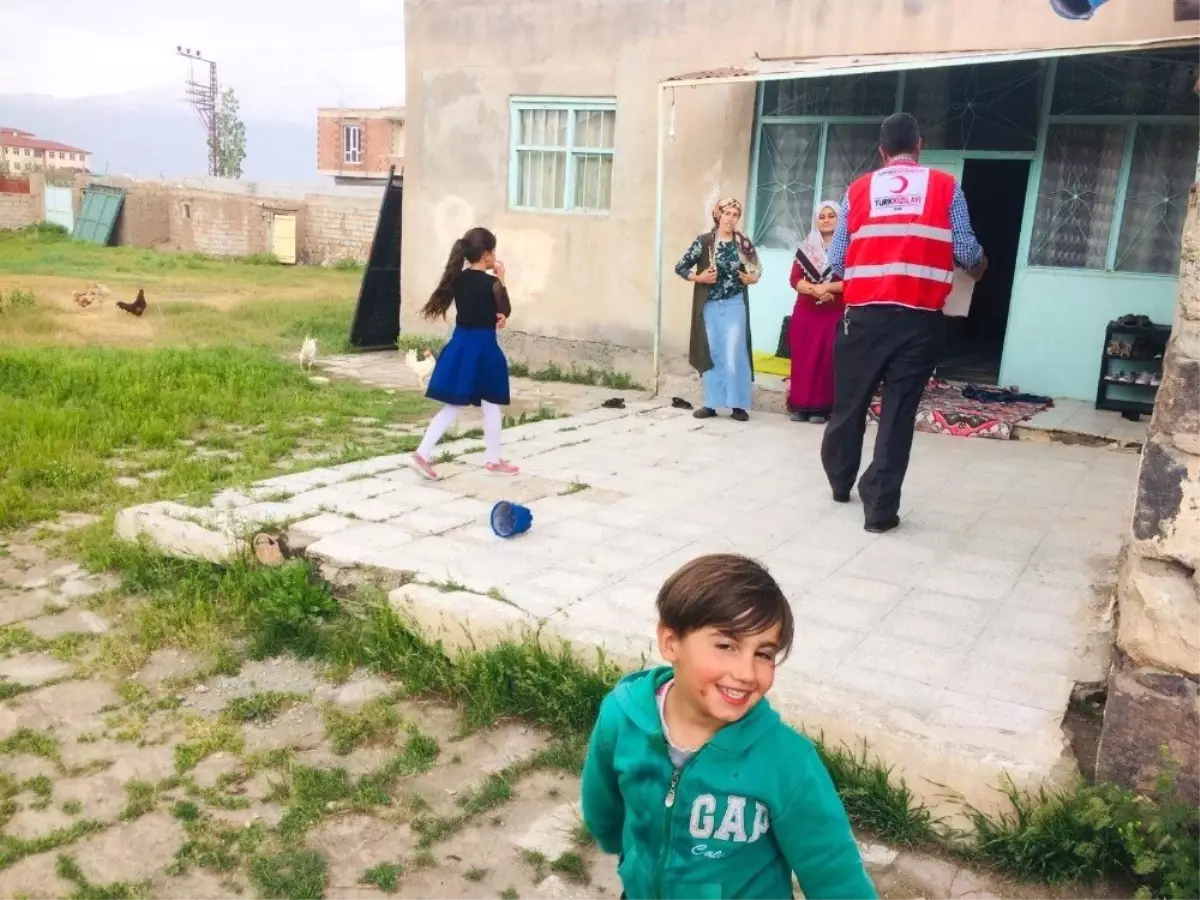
[797,200,840,280]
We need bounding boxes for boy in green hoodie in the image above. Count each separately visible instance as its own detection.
[581,553,877,900]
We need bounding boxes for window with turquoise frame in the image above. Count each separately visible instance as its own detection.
[1029,50,1199,275]
[508,98,615,213]
[750,61,1047,251]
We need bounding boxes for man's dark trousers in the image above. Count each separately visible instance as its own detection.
[820,304,946,525]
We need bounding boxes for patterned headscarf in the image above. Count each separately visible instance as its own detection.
[796,199,840,281]
[710,198,760,273]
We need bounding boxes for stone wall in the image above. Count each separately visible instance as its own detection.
[0,191,38,230]
[301,194,378,264]
[0,173,43,231]
[71,175,379,265]
[1097,184,1200,803]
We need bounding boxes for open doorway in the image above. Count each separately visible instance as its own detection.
[939,159,1030,384]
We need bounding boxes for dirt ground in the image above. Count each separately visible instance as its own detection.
[0,513,1126,900]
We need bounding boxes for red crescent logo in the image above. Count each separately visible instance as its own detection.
[890,175,909,193]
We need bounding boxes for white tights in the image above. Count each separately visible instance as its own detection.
[416,401,503,464]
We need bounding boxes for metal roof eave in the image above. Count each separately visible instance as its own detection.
[661,36,1199,88]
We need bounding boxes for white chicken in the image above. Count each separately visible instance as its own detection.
[405,348,437,388]
[298,336,318,371]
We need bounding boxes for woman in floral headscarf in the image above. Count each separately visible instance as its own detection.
[787,200,844,424]
[675,198,761,421]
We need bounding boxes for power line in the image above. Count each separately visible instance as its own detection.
[176,45,219,177]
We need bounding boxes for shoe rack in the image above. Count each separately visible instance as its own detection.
[1095,319,1171,421]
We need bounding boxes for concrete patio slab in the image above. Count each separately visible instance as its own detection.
[115,402,1139,816]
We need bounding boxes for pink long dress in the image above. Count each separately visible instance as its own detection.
[787,251,843,417]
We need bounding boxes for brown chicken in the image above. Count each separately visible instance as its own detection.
[117,289,146,317]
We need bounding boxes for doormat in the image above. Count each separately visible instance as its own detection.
[868,378,1053,440]
[752,352,790,377]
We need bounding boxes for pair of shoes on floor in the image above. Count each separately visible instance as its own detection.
[791,412,828,424]
[601,397,625,409]
[412,453,519,481]
[693,407,750,421]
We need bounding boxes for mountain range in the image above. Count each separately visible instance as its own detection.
[0,89,317,183]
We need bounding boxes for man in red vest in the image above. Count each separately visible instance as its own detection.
[822,113,987,534]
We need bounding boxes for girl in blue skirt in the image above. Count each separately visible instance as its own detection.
[411,227,518,481]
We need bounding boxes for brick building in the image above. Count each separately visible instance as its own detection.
[0,127,91,177]
[316,107,404,186]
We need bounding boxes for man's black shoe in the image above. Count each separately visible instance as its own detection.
[864,516,900,534]
[832,490,851,504]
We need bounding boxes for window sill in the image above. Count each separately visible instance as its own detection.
[1021,265,1181,280]
[507,205,612,218]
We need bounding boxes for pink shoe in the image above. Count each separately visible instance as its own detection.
[485,460,519,476]
[411,453,440,481]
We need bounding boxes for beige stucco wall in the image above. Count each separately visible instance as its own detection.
[402,0,1197,373]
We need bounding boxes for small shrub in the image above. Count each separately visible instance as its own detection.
[360,861,404,893]
[324,697,401,755]
[331,257,362,271]
[239,252,280,266]
[0,287,36,312]
[222,691,305,723]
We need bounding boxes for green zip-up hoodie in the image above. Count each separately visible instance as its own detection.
[581,666,876,900]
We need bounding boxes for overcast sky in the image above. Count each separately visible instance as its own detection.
[0,0,405,121]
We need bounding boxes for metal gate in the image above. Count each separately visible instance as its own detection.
[44,185,73,231]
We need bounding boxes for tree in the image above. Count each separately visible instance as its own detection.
[210,86,247,179]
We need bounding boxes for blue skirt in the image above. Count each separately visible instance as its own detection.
[425,326,510,407]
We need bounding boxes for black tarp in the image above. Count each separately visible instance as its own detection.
[349,166,403,351]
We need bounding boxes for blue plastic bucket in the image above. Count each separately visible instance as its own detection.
[1049,0,1110,18]
[490,501,533,538]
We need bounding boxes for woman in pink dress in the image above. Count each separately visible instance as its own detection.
[788,201,844,424]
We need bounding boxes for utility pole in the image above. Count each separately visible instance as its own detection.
[176,46,219,177]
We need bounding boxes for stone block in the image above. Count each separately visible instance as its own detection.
[1118,556,1200,676]
[1130,440,1200,571]
[114,505,239,563]
[1097,664,1199,805]
[1150,348,1200,456]
[387,583,538,653]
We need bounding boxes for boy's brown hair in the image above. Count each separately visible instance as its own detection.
[656,554,795,658]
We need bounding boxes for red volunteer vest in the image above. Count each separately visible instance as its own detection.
[843,162,956,311]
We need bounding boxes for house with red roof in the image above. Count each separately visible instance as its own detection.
[0,127,91,176]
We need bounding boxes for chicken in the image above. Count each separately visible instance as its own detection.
[299,336,318,371]
[405,348,437,388]
[73,282,112,309]
[116,289,146,317]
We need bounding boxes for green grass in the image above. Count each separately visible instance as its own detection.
[221,691,306,723]
[0,228,331,285]
[55,854,148,900]
[249,850,327,900]
[323,696,402,755]
[506,361,643,391]
[550,851,591,885]
[0,346,430,530]
[360,861,404,893]
[118,780,157,820]
[0,728,62,766]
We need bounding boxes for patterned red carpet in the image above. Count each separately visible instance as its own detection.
[868,378,1054,440]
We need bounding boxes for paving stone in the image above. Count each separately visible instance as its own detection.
[134,648,207,687]
[57,579,99,600]
[0,590,55,626]
[0,652,74,686]
[0,849,77,899]
[4,805,78,840]
[72,813,187,884]
[24,608,109,639]
[305,813,415,889]
[113,403,1140,816]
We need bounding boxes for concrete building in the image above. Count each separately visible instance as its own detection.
[401,0,1198,400]
[0,127,91,177]
[317,107,405,186]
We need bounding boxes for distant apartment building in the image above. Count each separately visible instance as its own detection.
[316,107,404,185]
[0,127,91,176]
